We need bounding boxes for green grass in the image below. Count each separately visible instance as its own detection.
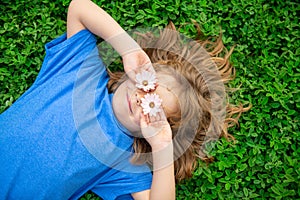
[1,0,299,199]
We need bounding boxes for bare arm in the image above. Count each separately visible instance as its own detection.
[132,114,175,200]
[67,0,153,81]
[132,146,175,200]
[67,1,175,199]
[67,0,124,40]
[149,145,175,200]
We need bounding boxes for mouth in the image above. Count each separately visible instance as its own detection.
[126,90,133,114]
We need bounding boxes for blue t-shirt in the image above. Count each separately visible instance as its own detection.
[0,30,152,200]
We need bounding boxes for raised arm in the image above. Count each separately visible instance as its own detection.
[67,0,153,81]
[132,112,175,200]
[67,1,175,199]
[67,0,124,41]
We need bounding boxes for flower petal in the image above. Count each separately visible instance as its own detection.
[135,70,157,92]
[140,93,162,116]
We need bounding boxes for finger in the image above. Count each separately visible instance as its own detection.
[149,108,167,125]
[147,82,159,93]
[149,114,156,123]
[142,62,156,74]
[158,107,167,121]
[126,69,137,84]
[140,114,148,128]
[149,114,162,124]
[145,113,150,124]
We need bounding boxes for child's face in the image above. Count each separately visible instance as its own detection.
[112,73,179,135]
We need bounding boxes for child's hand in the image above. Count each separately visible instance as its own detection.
[140,109,172,152]
[122,50,156,84]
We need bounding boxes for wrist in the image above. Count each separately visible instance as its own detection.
[106,32,141,57]
[151,141,173,152]
[152,143,174,170]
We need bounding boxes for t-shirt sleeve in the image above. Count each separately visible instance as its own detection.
[91,168,152,200]
[34,29,98,85]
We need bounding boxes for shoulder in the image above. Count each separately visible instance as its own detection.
[66,0,87,38]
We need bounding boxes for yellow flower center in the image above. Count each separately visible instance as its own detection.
[149,102,155,108]
[142,80,148,86]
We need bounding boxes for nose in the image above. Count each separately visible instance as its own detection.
[135,91,145,106]
[135,90,147,100]
[135,95,141,106]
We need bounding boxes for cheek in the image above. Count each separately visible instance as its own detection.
[127,92,141,125]
[132,104,142,125]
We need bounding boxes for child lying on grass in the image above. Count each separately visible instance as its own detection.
[0,0,247,199]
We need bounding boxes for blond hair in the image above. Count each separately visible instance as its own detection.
[107,22,250,182]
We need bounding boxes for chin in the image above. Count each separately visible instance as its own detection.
[130,130,142,138]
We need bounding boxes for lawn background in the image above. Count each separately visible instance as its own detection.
[0,0,299,199]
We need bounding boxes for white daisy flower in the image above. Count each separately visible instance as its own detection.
[141,93,162,117]
[135,70,157,92]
